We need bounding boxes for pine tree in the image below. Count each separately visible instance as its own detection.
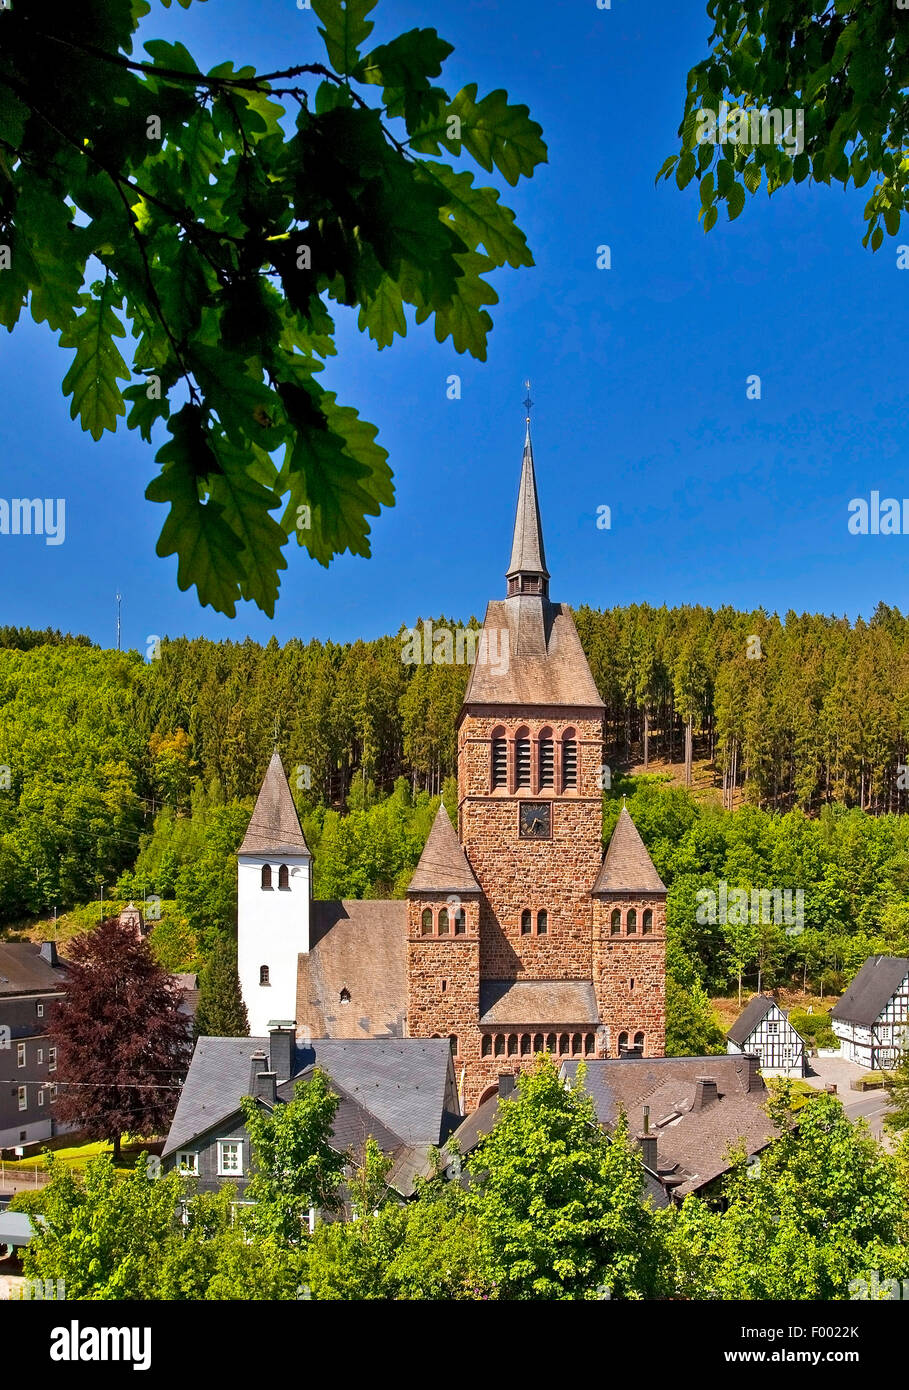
[193,939,249,1040]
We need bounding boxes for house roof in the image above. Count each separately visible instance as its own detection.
[561,1054,774,1199]
[506,422,549,584]
[831,955,909,1026]
[592,807,666,895]
[407,805,480,895]
[0,943,67,997]
[727,994,778,1045]
[163,1036,456,1185]
[461,599,605,710]
[478,978,599,1026]
[296,900,407,1039]
[238,752,311,857]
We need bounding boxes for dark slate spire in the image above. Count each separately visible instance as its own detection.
[407,804,480,894]
[592,807,666,894]
[506,420,549,599]
[239,751,311,857]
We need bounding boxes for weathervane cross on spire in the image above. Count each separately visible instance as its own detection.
[523,378,533,422]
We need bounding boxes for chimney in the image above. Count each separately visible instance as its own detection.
[39,941,58,967]
[498,1073,516,1100]
[253,1070,277,1104]
[637,1131,658,1171]
[268,1022,296,1082]
[692,1076,719,1110]
[744,1053,762,1093]
[248,1050,268,1095]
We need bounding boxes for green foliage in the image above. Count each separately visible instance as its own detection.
[662,1085,909,1299]
[241,1070,346,1241]
[661,1,909,250]
[883,1049,909,1137]
[789,1006,837,1051]
[665,973,726,1056]
[193,936,249,1038]
[21,1153,181,1300]
[464,1056,666,1299]
[0,1,545,613]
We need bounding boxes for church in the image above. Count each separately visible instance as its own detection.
[237,421,667,1109]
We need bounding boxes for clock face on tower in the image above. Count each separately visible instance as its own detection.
[519,802,551,840]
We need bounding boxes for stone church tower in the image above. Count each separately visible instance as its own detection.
[236,420,666,1111]
[406,421,667,1106]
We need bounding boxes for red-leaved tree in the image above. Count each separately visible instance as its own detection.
[50,919,192,1159]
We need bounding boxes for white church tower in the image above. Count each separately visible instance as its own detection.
[237,752,311,1036]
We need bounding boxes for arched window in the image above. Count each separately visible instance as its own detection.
[482,1034,492,1057]
[494,1034,505,1057]
[421,908,433,936]
[642,908,653,934]
[259,965,270,986]
[491,727,507,789]
[561,730,578,790]
[533,1033,544,1053]
[521,908,532,935]
[261,864,272,890]
[515,728,531,789]
[610,908,621,935]
[453,907,466,935]
[449,1035,459,1056]
[278,863,289,890]
[538,728,554,789]
[536,909,548,935]
[634,1031,645,1051]
[339,987,351,1005]
[572,1033,582,1055]
[584,1033,595,1055]
[520,1034,531,1055]
[618,1030,629,1054]
[627,908,637,935]
[559,1033,569,1055]
[438,908,450,936]
[546,1033,556,1053]
[507,1034,518,1056]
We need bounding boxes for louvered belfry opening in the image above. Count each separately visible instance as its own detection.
[561,738,577,789]
[515,736,531,789]
[492,737,507,788]
[538,737,554,788]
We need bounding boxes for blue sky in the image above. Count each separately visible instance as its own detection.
[0,0,905,650]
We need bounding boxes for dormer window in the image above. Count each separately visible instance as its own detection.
[261,864,272,890]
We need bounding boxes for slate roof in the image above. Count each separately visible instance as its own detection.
[478,978,599,1026]
[407,805,480,895]
[592,807,666,894]
[561,1054,774,1199]
[238,752,311,857]
[296,900,407,1039]
[462,598,605,709]
[727,994,778,1045]
[163,1036,457,1193]
[0,943,67,997]
[506,423,549,583]
[831,955,909,1026]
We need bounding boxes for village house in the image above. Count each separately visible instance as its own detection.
[0,942,70,1151]
[446,1054,776,1206]
[726,995,808,1078]
[161,1027,459,1202]
[831,955,909,1069]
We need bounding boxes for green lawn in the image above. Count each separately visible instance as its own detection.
[0,1137,157,1175]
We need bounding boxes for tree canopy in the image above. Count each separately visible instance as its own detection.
[661,1,908,250]
[0,0,545,613]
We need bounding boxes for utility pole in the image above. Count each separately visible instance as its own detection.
[116,592,122,652]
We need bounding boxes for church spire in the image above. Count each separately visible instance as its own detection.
[506,406,549,599]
